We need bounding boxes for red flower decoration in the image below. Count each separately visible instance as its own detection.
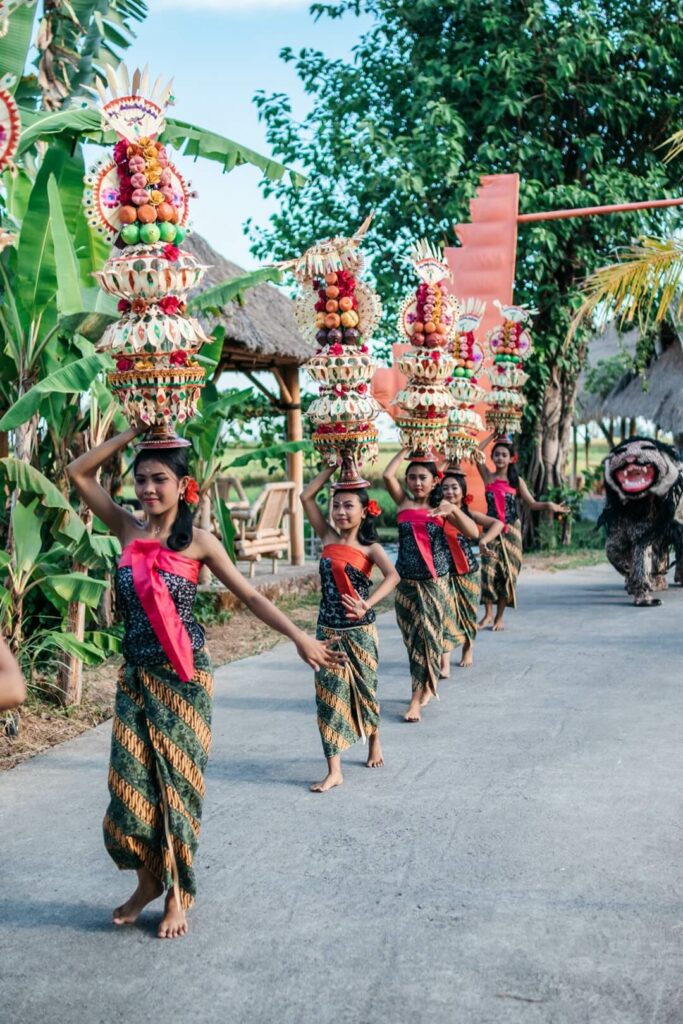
[183,478,200,505]
[162,244,180,262]
[159,295,181,315]
[357,383,368,394]
[333,422,347,434]
[464,494,474,505]
[117,299,131,313]
[366,500,381,518]
[430,351,440,361]
[116,357,134,371]
[169,350,188,366]
[328,343,343,356]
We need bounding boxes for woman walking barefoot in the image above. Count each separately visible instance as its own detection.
[440,471,503,672]
[68,425,343,939]
[383,448,465,722]
[476,436,568,632]
[301,466,399,793]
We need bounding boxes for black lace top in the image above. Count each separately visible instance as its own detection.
[116,565,205,666]
[486,490,519,524]
[395,520,453,581]
[318,557,376,630]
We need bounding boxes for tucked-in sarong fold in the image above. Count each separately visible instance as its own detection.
[315,624,379,758]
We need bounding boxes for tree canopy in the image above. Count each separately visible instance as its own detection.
[251,0,683,487]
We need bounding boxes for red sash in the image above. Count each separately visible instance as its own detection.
[397,508,443,579]
[322,544,373,600]
[486,479,516,525]
[443,520,471,574]
[119,539,200,682]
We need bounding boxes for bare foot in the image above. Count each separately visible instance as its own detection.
[366,734,384,768]
[477,614,493,630]
[157,891,188,939]
[459,642,474,668]
[419,689,434,707]
[492,619,505,632]
[404,696,422,722]
[113,874,163,926]
[310,770,344,792]
[439,652,451,679]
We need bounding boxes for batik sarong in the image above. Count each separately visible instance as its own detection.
[445,569,480,646]
[480,519,522,608]
[103,648,213,910]
[395,574,452,697]
[315,623,379,758]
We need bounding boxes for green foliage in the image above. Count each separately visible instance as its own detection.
[251,0,683,463]
[193,591,232,627]
[584,352,635,400]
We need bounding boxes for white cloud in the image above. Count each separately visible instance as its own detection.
[149,0,310,10]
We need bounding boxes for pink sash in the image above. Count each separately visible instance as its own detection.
[443,521,471,575]
[119,539,200,682]
[486,479,516,525]
[398,508,443,579]
[322,544,373,600]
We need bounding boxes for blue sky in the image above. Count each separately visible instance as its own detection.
[126,1,370,269]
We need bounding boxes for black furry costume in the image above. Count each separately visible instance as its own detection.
[598,437,683,606]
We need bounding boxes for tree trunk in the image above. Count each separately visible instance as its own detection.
[526,364,578,497]
[57,505,92,706]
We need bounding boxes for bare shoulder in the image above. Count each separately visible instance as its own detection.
[191,527,222,557]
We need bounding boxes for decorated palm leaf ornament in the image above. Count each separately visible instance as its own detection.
[483,300,535,436]
[0,73,20,173]
[446,297,487,465]
[84,65,211,449]
[283,218,383,489]
[393,239,459,459]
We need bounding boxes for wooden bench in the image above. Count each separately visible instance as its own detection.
[232,481,295,578]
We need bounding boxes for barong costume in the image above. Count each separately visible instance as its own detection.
[395,509,456,697]
[480,480,522,608]
[315,544,379,758]
[443,521,480,646]
[105,538,213,910]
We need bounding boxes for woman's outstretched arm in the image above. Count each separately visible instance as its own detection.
[517,478,569,514]
[300,464,336,541]
[197,531,344,671]
[67,425,146,539]
[383,447,409,506]
[471,510,505,549]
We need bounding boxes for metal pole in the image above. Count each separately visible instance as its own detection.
[517,196,683,223]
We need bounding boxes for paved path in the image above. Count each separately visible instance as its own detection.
[2,564,682,1024]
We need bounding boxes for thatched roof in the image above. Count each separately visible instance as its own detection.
[602,339,683,434]
[185,234,314,370]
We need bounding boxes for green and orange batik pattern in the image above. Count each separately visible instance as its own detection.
[395,575,452,698]
[480,520,522,608]
[315,624,379,758]
[103,649,213,910]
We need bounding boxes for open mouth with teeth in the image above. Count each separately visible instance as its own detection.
[614,462,656,495]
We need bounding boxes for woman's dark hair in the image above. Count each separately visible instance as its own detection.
[406,460,443,508]
[133,447,194,551]
[331,486,380,546]
[442,471,473,517]
[491,441,519,489]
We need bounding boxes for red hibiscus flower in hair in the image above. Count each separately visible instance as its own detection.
[183,478,200,505]
[162,244,180,262]
[366,499,381,518]
[464,494,474,505]
[159,295,181,315]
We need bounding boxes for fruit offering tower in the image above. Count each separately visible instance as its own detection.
[291,219,383,487]
[83,66,211,448]
[483,301,534,435]
[445,298,487,464]
[394,240,459,457]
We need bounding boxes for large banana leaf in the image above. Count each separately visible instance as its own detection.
[187,266,284,314]
[11,498,42,579]
[16,145,85,329]
[0,3,38,91]
[48,173,83,317]
[39,631,110,667]
[0,353,112,430]
[0,458,84,542]
[43,572,108,609]
[17,109,306,186]
[214,494,236,563]
[71,531,121,570]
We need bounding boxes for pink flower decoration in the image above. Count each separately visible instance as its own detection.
[117,299,131,313]
[162,244,180,262]
[159,295,181,315]
[357,383,368,394]
[116,357,134,371]
[328,343,343,356]
[170,350,188,366]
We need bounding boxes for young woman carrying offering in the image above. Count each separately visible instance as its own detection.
[476,436,568,631]
[383,448,467,722]
[68,425,343,939]
[440,471,503,671]
[300,465,399,793]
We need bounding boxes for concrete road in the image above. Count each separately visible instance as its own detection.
[1,564,682,1024]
